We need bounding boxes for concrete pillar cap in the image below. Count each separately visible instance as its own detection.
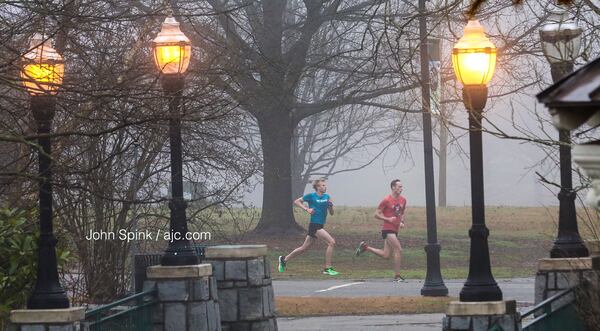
[10,307,85,324]
[446,300,517,316]
[538,256,600,271]
[147,263,212,279]
[205,245,268,259]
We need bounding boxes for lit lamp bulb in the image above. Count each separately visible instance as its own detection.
[21,34,64,95]
[452,20,497,86]
[152,16,191,75]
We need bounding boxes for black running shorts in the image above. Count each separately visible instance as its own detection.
[381,230,397,240]
[308,223,324,238]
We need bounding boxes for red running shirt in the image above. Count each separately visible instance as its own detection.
[378,195,407,232]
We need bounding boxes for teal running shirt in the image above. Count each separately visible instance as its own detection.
[302,192,330,225]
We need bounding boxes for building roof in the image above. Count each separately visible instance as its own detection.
[537,56,600,130]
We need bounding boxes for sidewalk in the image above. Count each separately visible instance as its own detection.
[278,313,445,331]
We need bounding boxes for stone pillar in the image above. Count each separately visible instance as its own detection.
[534,256,600,305]
[145,264,221,331]
[442,300,520,331]
[9,307,85,331]
[204,245,277,331]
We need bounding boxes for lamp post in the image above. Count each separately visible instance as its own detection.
[452,20,502,302]
[21,33,70,309]
[152,15,199,266]
[418,0,448,297]
[539,6,588,258]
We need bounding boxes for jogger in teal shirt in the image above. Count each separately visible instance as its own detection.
[278,178,339,276]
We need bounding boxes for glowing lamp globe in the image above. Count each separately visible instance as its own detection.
[452,20,497,86]
[152,16,191,75]
[21,34,64,95]
[539,7,582,64]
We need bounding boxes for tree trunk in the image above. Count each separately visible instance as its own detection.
[438,118,447,207]
[291,132,306,200]
[291,177,307,202]
[253,112,304,235]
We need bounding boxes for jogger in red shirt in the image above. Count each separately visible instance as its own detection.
[355,179,406,282]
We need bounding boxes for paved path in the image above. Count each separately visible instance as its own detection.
[274,278,534,330]
[273,278,535,305]
[278,314,445,331]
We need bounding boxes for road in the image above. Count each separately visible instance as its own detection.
[273,278,535,330]
[273,277,535,304]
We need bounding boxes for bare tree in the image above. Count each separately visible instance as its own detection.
[291,104,415,199]
[189,0,429,234]
[0,1,261,302]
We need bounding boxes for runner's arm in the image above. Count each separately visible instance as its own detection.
[294,197,313,214]
[400,202,407,226]
[374,208,394,223]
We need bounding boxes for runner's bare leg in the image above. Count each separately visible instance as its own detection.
[365,240,391,259]
[285,236,314,262]
[316,229,335,268]
[386,235,403,275]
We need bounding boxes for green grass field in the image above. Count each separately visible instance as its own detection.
[217,206,600,280]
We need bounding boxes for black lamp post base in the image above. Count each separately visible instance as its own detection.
[459,283,503,302]
[549,131,589,259]
[421,284,449,296]
[160,198,200,266]
[27,290,69,309]
[550,240,589,258]
[421,243,448,296]
[161,247,199,266]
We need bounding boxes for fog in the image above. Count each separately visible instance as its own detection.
[245,91,573,207]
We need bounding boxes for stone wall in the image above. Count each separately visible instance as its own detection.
[534,257,600,305]
[442,301,520,331]
[443,314,521,331]
[205,245,277,331]
[145,264,221,331]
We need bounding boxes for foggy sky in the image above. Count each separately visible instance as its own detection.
[244,91,577,207]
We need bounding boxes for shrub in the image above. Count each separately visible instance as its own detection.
[0,208,70,330]
[574,274,600,331]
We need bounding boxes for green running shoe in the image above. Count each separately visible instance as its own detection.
[393,274,406,283]
[323,267,340,276]
[355,241,367,257]
[278,256,286,273]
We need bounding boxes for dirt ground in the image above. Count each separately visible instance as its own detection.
[275,296,455,316]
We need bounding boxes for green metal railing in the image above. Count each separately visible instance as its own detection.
[521,288,586,331]
[84,288,157,331]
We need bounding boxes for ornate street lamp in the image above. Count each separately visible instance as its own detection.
[21,34,65,96]
[153,16,191,76]
[21,33,70,309]
[452,20,502,302]
[152,15,199,266]
[539,6,588,258]
[540,7,582,81]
